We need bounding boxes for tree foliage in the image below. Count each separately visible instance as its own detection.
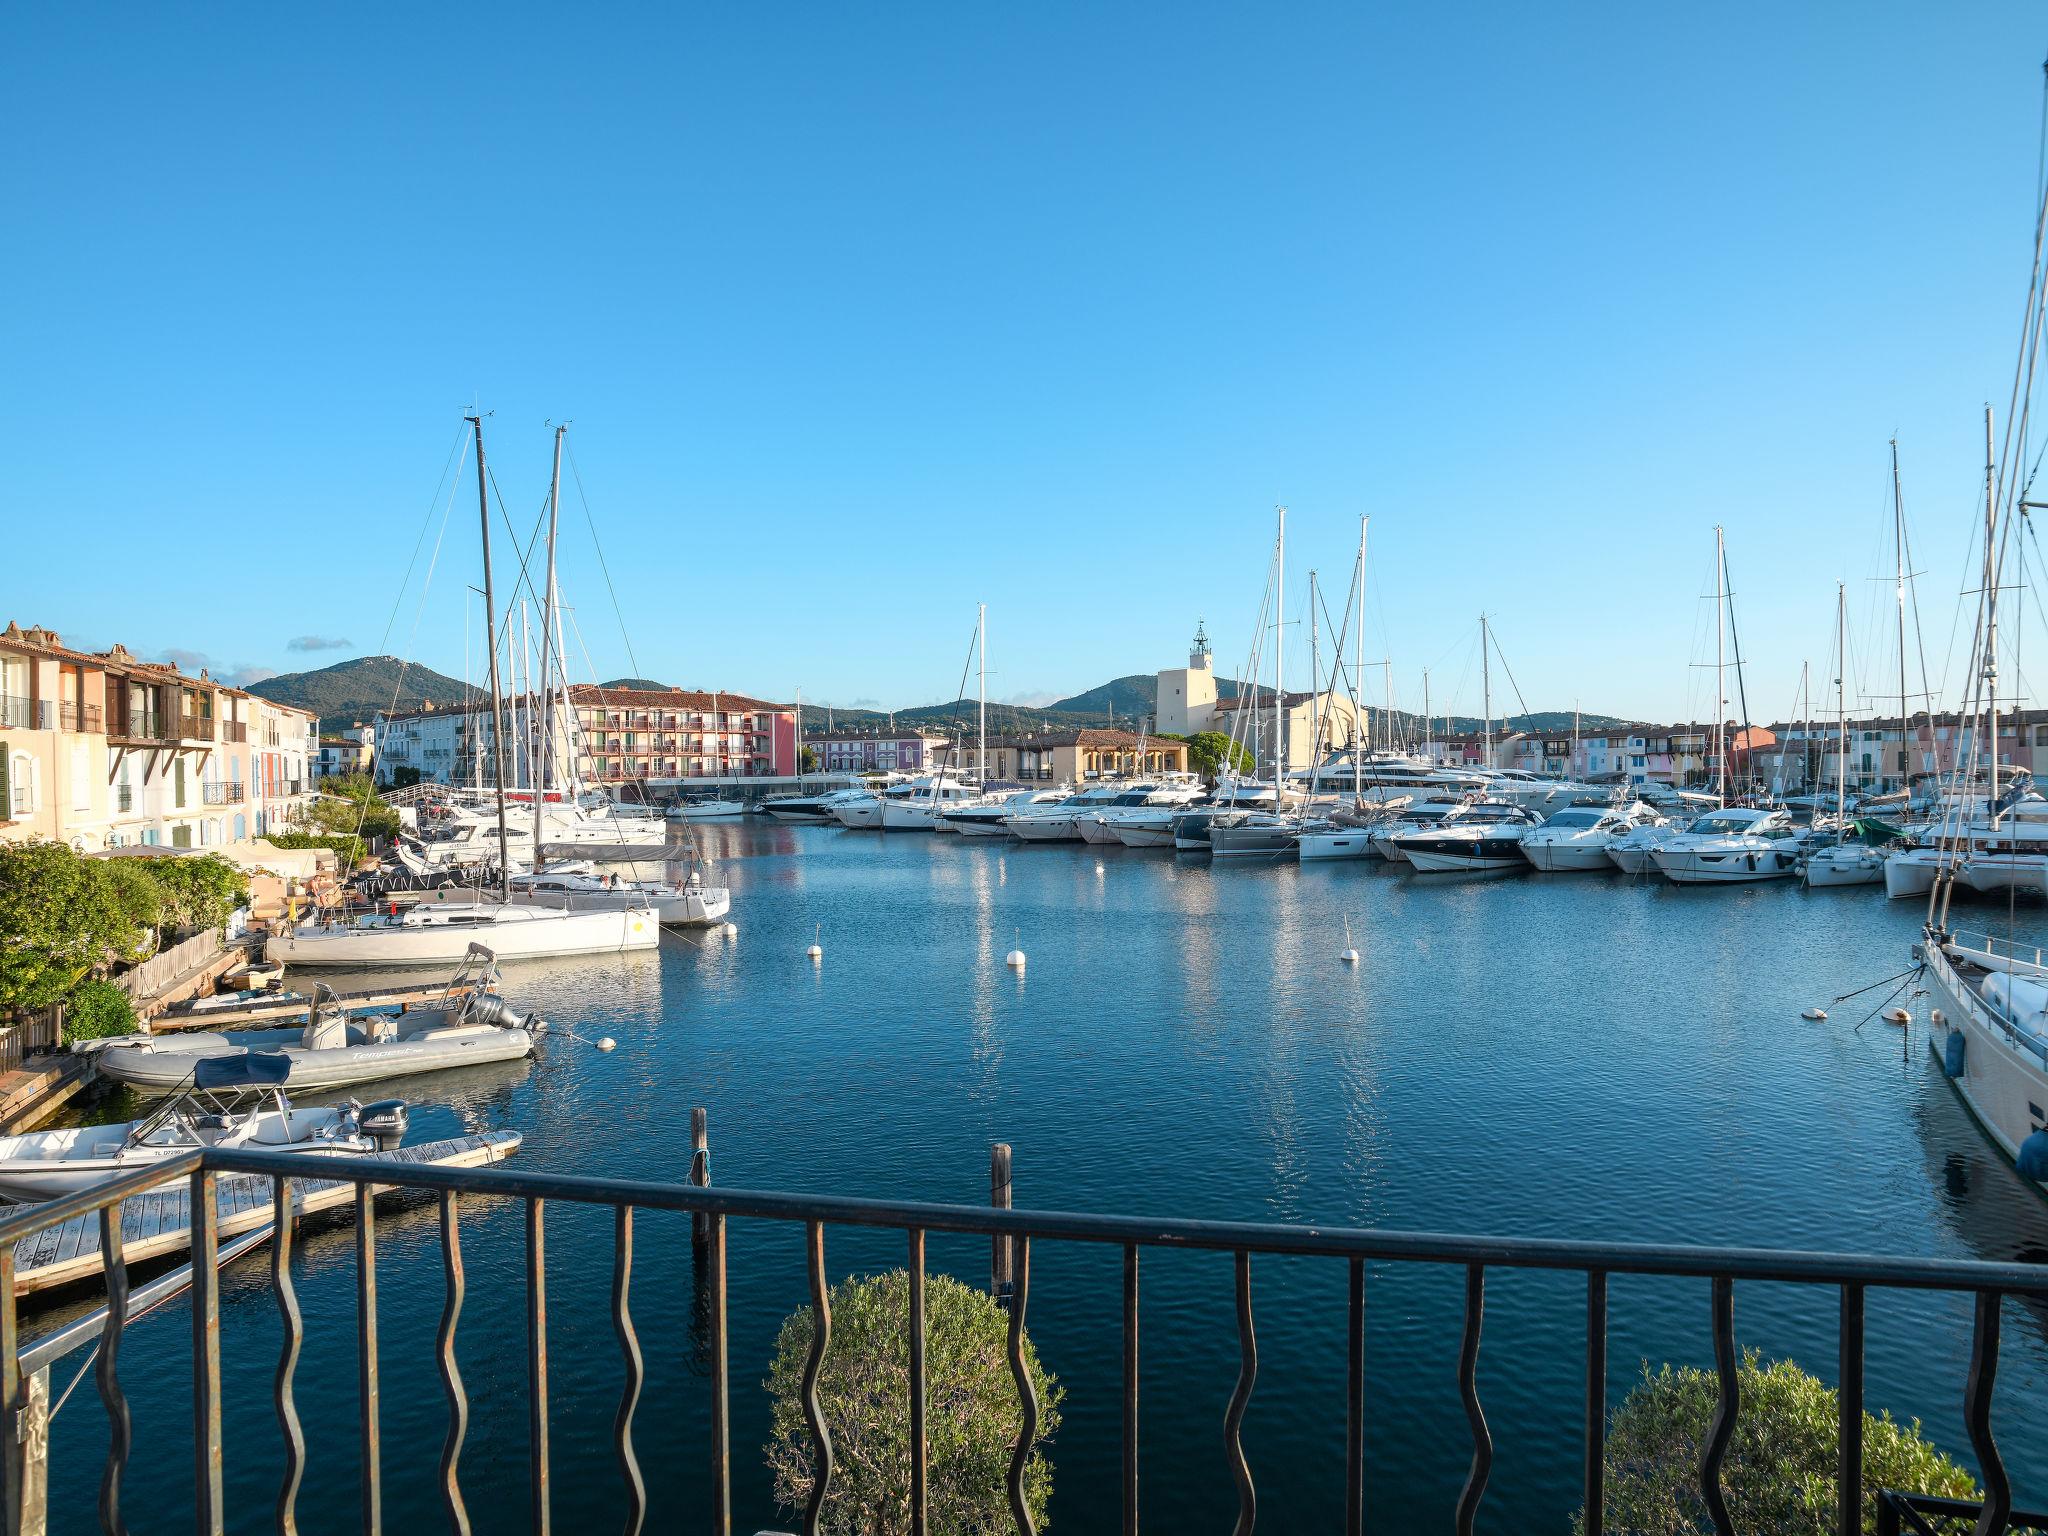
[765,1269,1063,1535]
[63,978,137,1040]
[1182,730,1256,781]
[300,778,402,841]
[1577,1353,1978,1535]
[138,855,249,931]
[0,842,145,1014]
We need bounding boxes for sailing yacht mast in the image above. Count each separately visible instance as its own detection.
[1892,439,1909,788]
[533,425,565,871]
[1480,615,1492,769]
[1835,582,1848,818]
[1307,570,1321,801]
[1354,516,1366,797]
[466,415,513,896]
[1984,406,2002,826]
[1423,669,1432,758]
[1714,525,1727,807]
[978,602,987,785]
[1274,507,1286,788]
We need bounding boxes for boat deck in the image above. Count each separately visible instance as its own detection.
[151,978,485,1032]
[11,1130,522,1297]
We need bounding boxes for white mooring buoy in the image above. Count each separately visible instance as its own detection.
[1802,1007,1828,1021]
[1340,915,1360,965]
[1005,928,1027,969]
[806,922,823,960]
[1884,1007,1912,1027]
[723,921,738,936]
[597,1037,618,1052]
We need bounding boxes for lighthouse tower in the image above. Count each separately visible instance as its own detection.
[1155,621,1218,736]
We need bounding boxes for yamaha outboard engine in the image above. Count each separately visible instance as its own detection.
[466,992,546,1034]
[357,1100,409,1152]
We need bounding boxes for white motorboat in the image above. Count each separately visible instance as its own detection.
[268,900,658,967]
[944,788,1068,836]
[830,790,885,829]
[510,867,731,926]
[1802,844,1889,887]
[1519,803,1665,872]
[1296,821,1382,860]
[880,776,979,831]
[87,955,542,1095]
[1648,807,1801,885]
[667,798,747,821]
[0,1054,399,1203]
[1207,813,1301,859]
[1391,806,1540,872]
[1922,931,2048,1191]
[1607,820,1689,875]
[760,789,845,822]
[1078,784,1207,845]
[1370,800,1511,864]
[1004,785,1131,842]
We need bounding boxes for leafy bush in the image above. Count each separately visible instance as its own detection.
[95,858,164,952]
[300,786,401,841]
[0,842,143,1014]
[136,855,248,931]
[1184,729,1256,781]
[765,1269,1062,1535]
[262,830,369,866]
[63,978,137,1041]
[1577,1352,1978,1535]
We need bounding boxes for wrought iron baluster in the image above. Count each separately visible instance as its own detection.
[437,1190,470,1536]
[801,1221,833,1536]
[527,1198,549,1536]
[1585,1270,1607,1536]
[1455,1263,1490,1536]
[1007,1235,1040,1536]
[192,1169,223,1536]
[96,1203,131,1536]
[909,1229,927,1536]
[1700,1275,1737,1536]
[273,1179,304,1536]
[1965,1290,2009,1536]
[1838,1282,1863,1536]
[614,1206,645,1536]
[1124,1243,1140,1536]
[709,1212,730,1536]
[1225,1250,1256,1536]
[1346,1256,1363,1536]
[356,1185,381,1536]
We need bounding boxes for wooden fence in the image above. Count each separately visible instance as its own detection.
[113,928,224,1003]
[0,1007,61,1077]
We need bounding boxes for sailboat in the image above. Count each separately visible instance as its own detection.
[270,418,661,967]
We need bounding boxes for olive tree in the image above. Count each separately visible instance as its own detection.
[765,1269,1063,1535]
[1577,1352,1978,1535]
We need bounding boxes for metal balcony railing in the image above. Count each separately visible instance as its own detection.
[202,782,245,805]
[109,712,171,742]
[0,695,50,730]
[8,1145,2048,1536]
[114,785,133,812]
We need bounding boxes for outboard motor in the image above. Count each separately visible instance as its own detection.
[467,992,533,1031]
[357,1100,409,1152]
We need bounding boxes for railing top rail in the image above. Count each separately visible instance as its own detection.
[0,1150,204,1248]
[200,1148,2048,1294]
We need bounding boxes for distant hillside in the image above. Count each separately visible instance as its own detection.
[249,656,473,725]
[1047,674,1246,716]
[596,677,670,692]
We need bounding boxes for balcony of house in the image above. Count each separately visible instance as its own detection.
[7,1142,2047,1535]
[202,782,246,805]
[0,694,53,730]
[219,719,248,744]
[56,701,103,732]
[175,713,215,745]
[108,708,172,743]
[113,784,135,813]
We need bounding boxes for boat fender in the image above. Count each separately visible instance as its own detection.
[1944,1029,1966,1080]
[1801,1007,1827,1021]
[357,1099,409,1152]
[1930,1009,1945,1028]
[2019,1130,2048,1182]
[1883,1007,1911,1027]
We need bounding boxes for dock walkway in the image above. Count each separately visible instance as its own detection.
[11,1130,521,1297]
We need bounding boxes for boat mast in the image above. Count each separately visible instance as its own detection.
[1714,524,1727,807]
[1984,405,2002,826]
[1354,515,1366,797]
[1423,669,1432,757]
[535,424,564,871]
[978,601,987,786]
[1835,582,1847,819]
[1274,506,1286,789]
[467,415,513,898]
[1480,614,1491,769]
[1892,438,1908,791]
[1308,569,1321,802]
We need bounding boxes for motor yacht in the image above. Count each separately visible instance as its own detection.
[942,788,1067,836]
[667,798,747,821]
[1005,784,1133,842]
[1391,805,1540,871]
[1077,784,1207,845]
[1518,802,1665,872]
[1648,807,1801,884]
[880,775,980,831]
[267,898,660,966]
[1369,799,1520,864]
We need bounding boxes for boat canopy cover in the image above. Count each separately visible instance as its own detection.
[193,1053,292,1089]
[1854,817,1906,845]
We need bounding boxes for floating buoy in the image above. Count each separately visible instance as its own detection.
[1340,948,1360,965]
[597,1037,617,1052]
[1005,928,1026,968]
[722,921,738,936]
[1883,1007,1911,1027]
[806,922,823,960]
[1802,1007,1828,1021]
[1339,915,1359,965]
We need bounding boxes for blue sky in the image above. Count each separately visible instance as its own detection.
[5,4,2046,723]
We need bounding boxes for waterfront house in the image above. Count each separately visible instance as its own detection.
[982,728,1190,783]
[805,727,953,776]
[567,684,798,789]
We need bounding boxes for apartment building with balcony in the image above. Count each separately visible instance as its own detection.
[0,622,316,852]
[566,685,797,788]
[372,695,570,791]
[806,728,954,776]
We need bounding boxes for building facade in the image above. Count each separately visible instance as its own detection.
[1155,627,1365,772]
[0,622,315,852]
[805,729,953,776]
[568,686,798,788]
[982,729,1190,783]
[314,726,376,782]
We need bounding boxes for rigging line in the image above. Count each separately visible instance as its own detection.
[564,440,644,683]
[1484,624,1535,727]
[371,422,470,656]
[928,620,983,790]
[1721,540,1756,744]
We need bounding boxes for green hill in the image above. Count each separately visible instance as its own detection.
[248,656,475,725]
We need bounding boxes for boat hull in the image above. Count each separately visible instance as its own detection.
[91,1025,537,1095]
[1394,835,1529,873]
[267,906,658,967]
[1519,839,1616,872]
[1296,829,1377,860]
[1208,825,1297,859]
[1923,942,2048,1192]
[1651,847,1799,884]
[1884,852,1941,899]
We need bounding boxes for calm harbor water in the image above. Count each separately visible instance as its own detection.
[36,824,2048,1532]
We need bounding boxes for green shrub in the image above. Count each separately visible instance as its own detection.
[765,1269,1062,1534]
[262,830,368,866]
[94,859,164,955]
[63,978,137,1041]
[0,841,141,1014]
[136,854,248,931]
[1184,730,1255,781]
[1577,1352,1978,1535]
